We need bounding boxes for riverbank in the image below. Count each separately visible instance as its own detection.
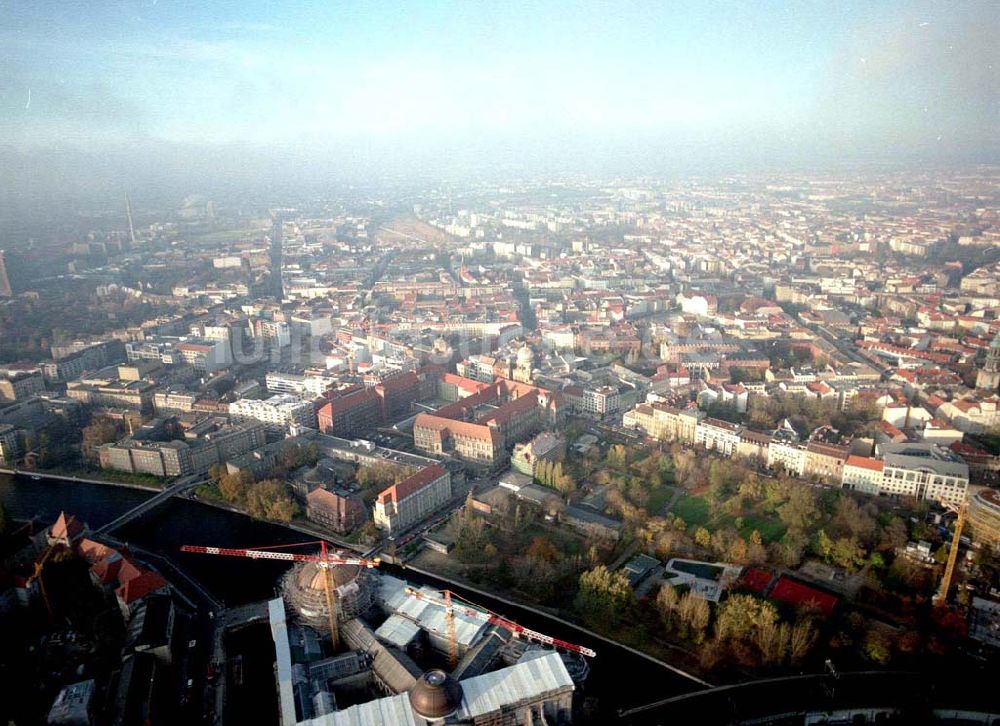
[179,490,371,554]
[401,561,713,688]
[0,466,162,493]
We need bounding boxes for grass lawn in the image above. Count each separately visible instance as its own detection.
[739,513,787,543]
[673,495,710,526]
[646,486,674,514]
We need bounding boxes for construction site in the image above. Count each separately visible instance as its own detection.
[184,541,591,726]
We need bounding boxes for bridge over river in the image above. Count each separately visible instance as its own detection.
[93,476,206,534]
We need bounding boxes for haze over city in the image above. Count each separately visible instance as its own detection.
[2,0,998,211]
[1,3,999,726]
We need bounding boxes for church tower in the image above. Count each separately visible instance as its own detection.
[975,331,1000,392]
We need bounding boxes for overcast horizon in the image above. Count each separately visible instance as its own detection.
[2,0,998,210]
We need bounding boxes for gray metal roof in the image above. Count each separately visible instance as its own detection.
[298,650,574,726]
[300,693,418,726]
[456,651,574,719]
[378,575,488,649]
[269,598,299,726]
[374,614,421,649]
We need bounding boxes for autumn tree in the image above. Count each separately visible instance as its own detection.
[81,418,120,462]
[555,470,577,495]
[575,565,634,629]
[830,536,866,571]
[245,479,299,522]
[670,444,700,489]
[777,485,819,531]
[276,442,321,473]
[789,617,818,664]
[713,594,810,666]
[715,594,778,643]
[878,516,909,550]
[526,536,560,564]
[755,619,789,665]
[830,496,877,546]
[605,444,628,470]
[537,459,553,487]
[656,584,679,630]
[357,461,411,489]
[772,529,808,567]
[676,592,710,642]
[219,470,254,503]
[738,475,763,504]
[862,627,892,664]
[453,508,492,564]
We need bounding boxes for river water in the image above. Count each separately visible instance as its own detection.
[0,473,701,721]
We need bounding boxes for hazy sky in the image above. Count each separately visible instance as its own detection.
[1,0,997,202]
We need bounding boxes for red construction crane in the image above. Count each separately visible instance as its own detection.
[403,586,597,662]
[181,541,380,650]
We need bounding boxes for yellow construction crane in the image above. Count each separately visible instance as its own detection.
[27,545,58,622]
[933,498,968,605]
[181,541,380,651]
[403,586,596,671]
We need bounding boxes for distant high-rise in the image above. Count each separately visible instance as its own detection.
[270,216,284,300]
[0,250,12,297]
[975,332,1000,392]
[125,193,137,247]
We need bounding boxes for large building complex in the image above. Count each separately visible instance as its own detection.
[879,442,969,504]
[413,377,562,468]
[373,463,452,535]
[317,385,383,439]
[229,394,317,432]
[269,576,578,726]
[66,375,156,414]
[99,421,265,477]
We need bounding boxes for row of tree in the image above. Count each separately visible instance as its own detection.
[534,458,576,494]
[207,465,299,522]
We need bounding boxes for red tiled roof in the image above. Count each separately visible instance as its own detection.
[90,553,125,585]
[116,571,169,605]
[441,372,492,394]
[879,420,905,438]
[375,370,419,392]
[845,455,883,472]
[50,511,84,542]
[478,390,539,425]
[376,464,447,505]
[116,556,145,586]
[77,538,115,565]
